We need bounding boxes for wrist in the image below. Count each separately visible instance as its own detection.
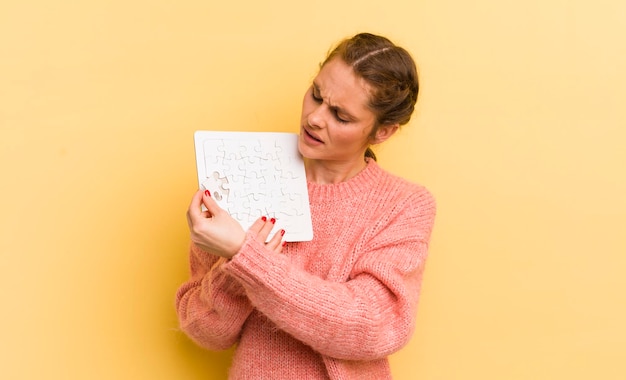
[225,231,246,259]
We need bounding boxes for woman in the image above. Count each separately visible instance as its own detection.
[176,33,436,380]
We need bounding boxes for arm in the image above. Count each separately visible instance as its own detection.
[222,190,436,360]
[175,243,253,350]
[175,189,285,350]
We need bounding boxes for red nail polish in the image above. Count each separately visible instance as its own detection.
[261,216,267,222]
[282,241,287,247]
[270,218,276,224]
[280,229,285,236]
[204,190,211,197]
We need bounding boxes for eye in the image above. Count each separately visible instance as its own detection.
[333,111,349,124]
[310,85,350,124]
[311,87,322,103]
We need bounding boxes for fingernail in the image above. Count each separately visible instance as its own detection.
[280,229,285,236]
[270,218,276,224]
[204,190,211,197]
[282,241,287,247]
[261,216,267,222]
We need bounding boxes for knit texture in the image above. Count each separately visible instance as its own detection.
[176,159,436,380]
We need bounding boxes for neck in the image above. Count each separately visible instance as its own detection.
[304,156,368,184]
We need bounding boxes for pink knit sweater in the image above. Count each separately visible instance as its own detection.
[176,159,436,379]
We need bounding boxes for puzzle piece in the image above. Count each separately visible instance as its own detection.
[238,140,262,160]
[203,139,225,173]
[255,139,278,160]
[242,170,267,194]
[200,171,230,202]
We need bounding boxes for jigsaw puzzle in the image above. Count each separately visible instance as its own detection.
[194,131,313,242]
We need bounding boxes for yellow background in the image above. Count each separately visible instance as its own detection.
[1,0,625,379]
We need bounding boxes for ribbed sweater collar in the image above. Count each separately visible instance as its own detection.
[306,159,383,203]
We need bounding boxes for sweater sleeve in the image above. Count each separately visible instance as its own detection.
[175,242,254,350]
[222,190,436,361]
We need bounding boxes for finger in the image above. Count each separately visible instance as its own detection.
[265,228,285,253]
[256,217,276,243]
[248,216,268,235]
[201,189,223,217]
[187,190,205,221]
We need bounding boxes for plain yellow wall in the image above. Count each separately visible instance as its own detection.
[1,0,625,379]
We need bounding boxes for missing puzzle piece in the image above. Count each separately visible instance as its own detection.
[200,171,230,202]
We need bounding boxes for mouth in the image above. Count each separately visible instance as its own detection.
[303,127,324,143]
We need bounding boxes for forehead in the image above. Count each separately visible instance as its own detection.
[315,59,373,114]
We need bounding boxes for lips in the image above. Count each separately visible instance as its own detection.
[303,127,324,143]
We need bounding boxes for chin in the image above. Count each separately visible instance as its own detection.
[297,141,315,160]
[297,138,310,158]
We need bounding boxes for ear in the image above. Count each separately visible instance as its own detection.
[372,124,399,144]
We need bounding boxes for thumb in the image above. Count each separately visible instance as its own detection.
[201,189,224,216]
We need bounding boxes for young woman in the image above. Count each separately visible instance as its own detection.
[176,33,436,380]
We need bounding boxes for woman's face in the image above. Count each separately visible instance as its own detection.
[298,58,378,162]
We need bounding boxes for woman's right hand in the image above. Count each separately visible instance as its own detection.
[187,189,285,258]
[187,190,247,258]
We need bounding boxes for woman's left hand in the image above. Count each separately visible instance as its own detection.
[186,190,246,259]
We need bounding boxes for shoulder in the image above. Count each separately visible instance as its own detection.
[354,162,436,258]
[372,161,436,208]
[364,162,436,239]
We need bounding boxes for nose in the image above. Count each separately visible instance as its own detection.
[307,103,327,130]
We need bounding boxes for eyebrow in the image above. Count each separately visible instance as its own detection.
[313,82,356,121]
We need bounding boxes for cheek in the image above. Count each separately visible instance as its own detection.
[335,126,373,148]
[301,91,313,117]
[300,98,309,116]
